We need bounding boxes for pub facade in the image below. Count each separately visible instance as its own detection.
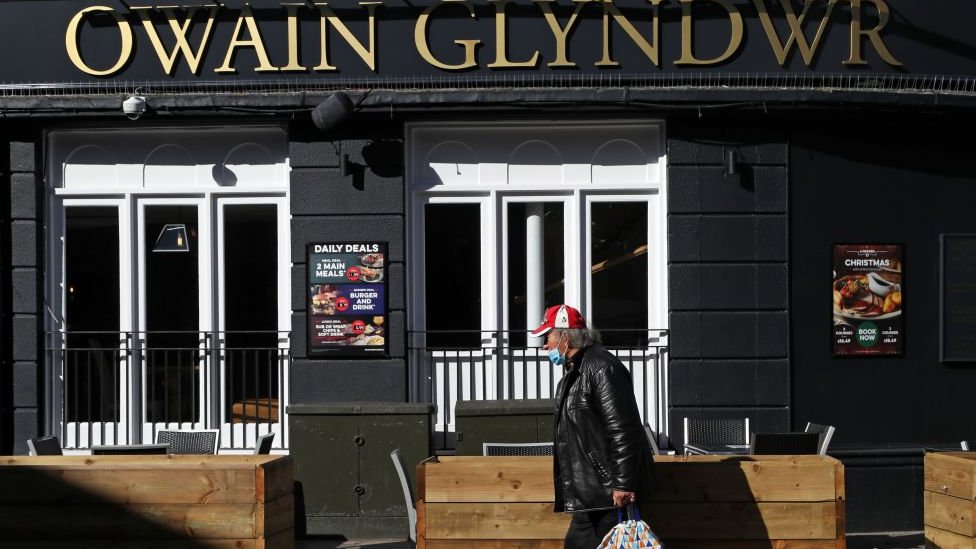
[1,0,975,535]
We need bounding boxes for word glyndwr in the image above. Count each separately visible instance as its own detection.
[65,0,901,77]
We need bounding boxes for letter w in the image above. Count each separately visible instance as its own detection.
[754,0,839,65]
[138,7,218,75]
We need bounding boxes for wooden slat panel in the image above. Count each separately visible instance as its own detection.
[423,457,554,503]
[258,494,295,537]
[0,455,282,469]
[926,453,976,502]
[0,503,261,539]
[645,501,836,540]
[662,541,842,549]
[651,461,837,503]
[925,525,976,549]
[417,498,428,549]
[14,535,295,549]
[260,527,296,549]
[257,456,294,504]
[925,491,976,537]
[0,467,257,504]
[834,460,846,549]
[426,540,563,549]
[424,502,570,539]
[2,541,267,549]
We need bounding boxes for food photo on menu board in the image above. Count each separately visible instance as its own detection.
[832,244,903,356]
[307,242,387,356]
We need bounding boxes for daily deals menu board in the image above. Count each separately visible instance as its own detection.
[832,244,903,357]
[308,242,387,357]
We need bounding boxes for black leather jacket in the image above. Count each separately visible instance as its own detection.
[553,344,655,513]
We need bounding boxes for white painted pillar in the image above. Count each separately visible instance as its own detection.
[526,203,544,348]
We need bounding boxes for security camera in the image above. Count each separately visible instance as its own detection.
[122,95,147,120]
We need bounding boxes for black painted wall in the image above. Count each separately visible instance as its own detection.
[288,121,409,404]
[666,119,791,450]
[7,135,42,456]
[792,116,976,444]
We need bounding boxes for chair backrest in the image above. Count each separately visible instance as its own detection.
[390,449,417,543]
[254,432,275,455]
[804,422,837,456]
[749,432,821,455]
[27,435,63,456]
[91,444,170,455]
[482,442,554,456]
[643,423,661,456]
[155,429,220,454]
[962,441,974,451]
[683,417,750,446]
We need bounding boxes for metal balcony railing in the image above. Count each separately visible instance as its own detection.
[407,329,669,452]
[44,330,289,452]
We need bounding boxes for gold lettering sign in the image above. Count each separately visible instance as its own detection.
[216,5,278,73]
[676,0,744,66]
[488,0,540,68]
[597,0,663,67]
[136,6,218,75]
[415,0,480,70]
[65,6,134,76]
[61,1,906,78]
[846,0,901,66]
[315,2,380,72]
[753,0,839,66]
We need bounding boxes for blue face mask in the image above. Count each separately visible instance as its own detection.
[547,347,565,366]
[547,333,566,366]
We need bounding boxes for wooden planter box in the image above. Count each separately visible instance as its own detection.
[925,452,976,548]
[417,455,845,549]
[0,454,294,549]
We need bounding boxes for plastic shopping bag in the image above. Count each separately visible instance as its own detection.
[597,503,664,549]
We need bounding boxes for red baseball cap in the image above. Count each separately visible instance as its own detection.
[529,304,586,337]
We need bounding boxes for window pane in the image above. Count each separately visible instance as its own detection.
[65,207,120,422]
[425,204,481,347]
[591,202,648,346]
[507,202,564,348]
[223,204,280,426]
[144,205,200,423]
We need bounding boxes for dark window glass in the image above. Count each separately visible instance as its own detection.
[65,207,120,422]
[591,202,648,346]
[144,205,200,423]
[223,204,280,425]
[507,202,564,348]
[425,203,481,347]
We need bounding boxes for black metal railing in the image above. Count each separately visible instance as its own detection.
[44,330,289,451]
[407,329,669,451]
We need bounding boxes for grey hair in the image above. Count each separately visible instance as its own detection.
[554,327,602,348]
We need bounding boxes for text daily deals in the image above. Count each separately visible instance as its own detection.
[308,242,387,356]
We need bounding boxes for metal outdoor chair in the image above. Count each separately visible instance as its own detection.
[749,432,821,455]
[482,442,554,456]
[804,422,837,456]
[27,435,63,456]
[683,417,750,450]
[254,432,275,455]
[390,448,417,545]
[155,429,220,454]
[643,423,661,456]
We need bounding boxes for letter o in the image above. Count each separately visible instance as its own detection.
[65,6,133,76]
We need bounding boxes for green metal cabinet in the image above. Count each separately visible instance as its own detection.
[288,402,435,538]
[454,398,555,456]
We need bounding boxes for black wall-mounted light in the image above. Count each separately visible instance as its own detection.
[312,92,354,132]
[725,149,739,177]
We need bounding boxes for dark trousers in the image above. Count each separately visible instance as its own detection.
[563,509,618,549]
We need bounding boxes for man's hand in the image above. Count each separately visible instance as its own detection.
[612,489,636,508]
